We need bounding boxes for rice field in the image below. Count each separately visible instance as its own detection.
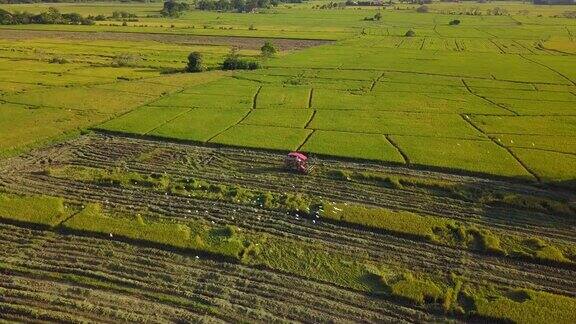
[0,1,575,322]
[0,3,573,177]
[0,133,575,323]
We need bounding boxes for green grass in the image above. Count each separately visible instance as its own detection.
[311,88,499,114]
[511,148,576,183]
[471,116,576,136]
[470,88,576,102]
[390,136,532,178]
[241,109,314,128]
[492,134,576,155]
[0,103,101,157]
[321,203,454,241]
[182,77,260,96]
[0,193,70,227]
[97,106,190,135]
[152,92,253,109]
[150,109,249,142]
[3,87,152,112]
[210,124,311,151]
[63,203,246,259]
[308,111,486,138]
[472,288,576,324]
[389,273,444,305]
[245,237,380,291]
[47,165,171,190]
[94,81,180,97]
[321,202,573,264]
[256,85,310,109]
[301,130,405,162]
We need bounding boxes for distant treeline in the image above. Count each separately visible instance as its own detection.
[0,0,159,3]
[0,7,95,24]
[195,0,303,12]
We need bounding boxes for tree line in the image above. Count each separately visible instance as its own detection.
[0,7,95,25]
[160,0,302,14]
[195,0,278,12]
[0,0,155,3]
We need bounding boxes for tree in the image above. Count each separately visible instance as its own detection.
[260,41,277,57]
[405,29,415,37]
[187,52,204,72]
[161,0,190,17]
[37,7,63,24]
[222,53,259,70]
[374,11,382,21]
[0,9,13,24]
[448,19,460,26]
[232,0,247,11]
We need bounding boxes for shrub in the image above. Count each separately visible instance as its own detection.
[0,7,94,25]
[48,56,69,64]
[222,55,260,70]
[0,193,69,227]
[187,51,204,72]
[390,273,443,304]
[449,19,461,25]
[260,41,277,57]
[405,29,416,37]
[111,53,139,67]
[374,11,382,21]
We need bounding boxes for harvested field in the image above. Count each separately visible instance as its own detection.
[0,29,332,51]
[0,133,575,322]
[0,223,431,323]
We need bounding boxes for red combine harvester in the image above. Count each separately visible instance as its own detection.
[284,152,309,174]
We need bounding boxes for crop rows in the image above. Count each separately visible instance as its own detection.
[1,134,575,297]
[0,223,428,323]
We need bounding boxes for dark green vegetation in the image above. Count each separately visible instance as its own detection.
[0,134,575,322]
[160,0,189,17]
[186,51,204,72]
[0,7,95,25]
[195,0,285,12]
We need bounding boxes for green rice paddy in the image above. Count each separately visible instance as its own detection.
[0,2,574,181]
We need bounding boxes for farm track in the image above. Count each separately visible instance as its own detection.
[0,223,435,323]
[0,133,575,304]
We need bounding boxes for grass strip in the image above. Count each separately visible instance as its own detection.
[0,193,72,228]
[62,203,246,260]
[321,203,574,266]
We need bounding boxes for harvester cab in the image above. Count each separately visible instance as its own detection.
[284,152,309,174]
